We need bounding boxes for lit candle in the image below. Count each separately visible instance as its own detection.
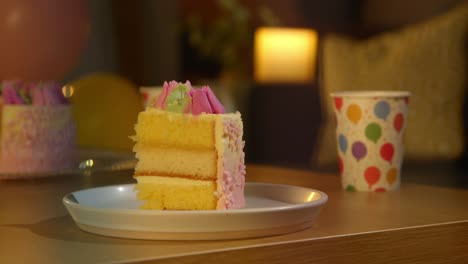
[254,27,318,84]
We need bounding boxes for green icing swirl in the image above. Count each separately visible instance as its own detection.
[165,83,191,113]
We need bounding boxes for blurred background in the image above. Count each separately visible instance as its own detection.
[1,0,467,180]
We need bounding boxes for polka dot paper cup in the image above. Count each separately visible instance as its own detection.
[331,91,410,192]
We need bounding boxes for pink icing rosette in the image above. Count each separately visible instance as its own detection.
[2,80,69,105]
[154,80,225,115]
[191,85,225,115]
[154,80,192,111]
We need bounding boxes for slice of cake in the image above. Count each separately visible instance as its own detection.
[0,81,76,176]
[132,81,246,210]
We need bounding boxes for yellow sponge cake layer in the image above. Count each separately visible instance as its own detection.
[134,147,217,180]
[134,108,216,149]
[132,107,246,210]
[135,176,217,210]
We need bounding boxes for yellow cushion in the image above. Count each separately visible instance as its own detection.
[314,4,468,165]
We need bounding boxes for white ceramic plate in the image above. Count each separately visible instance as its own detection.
[63,183,328,240]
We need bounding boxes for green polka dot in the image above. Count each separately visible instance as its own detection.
[346,185,357,192]
[365,122,381,143]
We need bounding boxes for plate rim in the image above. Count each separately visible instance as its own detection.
[63,182,328,215]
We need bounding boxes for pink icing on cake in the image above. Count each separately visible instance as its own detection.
[154,81,225,115]
[144,80,244,209]
[0,106,76,175]
[191,88,213,115]
[216,118,246,209]
[0,81,76,176]
[154,81,178,110]
[202,85,225,114]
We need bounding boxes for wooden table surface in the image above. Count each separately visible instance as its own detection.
[1,164,468,263]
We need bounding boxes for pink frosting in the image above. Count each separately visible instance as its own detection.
[203,86,225,114]
[153,81,225,115]
[2,81,24,104]
[31,85,45,105]
[154,80,193,112]
[2,80,69,105]
[42,81,68,105]
[216,118,246,209]
[154,81,178,109]
[191,88,213,115]
[0,105,76,174]
[189,85,225,114]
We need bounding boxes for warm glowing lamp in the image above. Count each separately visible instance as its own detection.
[254,27,318,84]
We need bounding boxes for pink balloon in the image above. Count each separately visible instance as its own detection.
[0,0,90,80]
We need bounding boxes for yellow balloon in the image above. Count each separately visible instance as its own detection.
[387,168,398,185]
[68,73,143,151]
[346,104,361,124]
